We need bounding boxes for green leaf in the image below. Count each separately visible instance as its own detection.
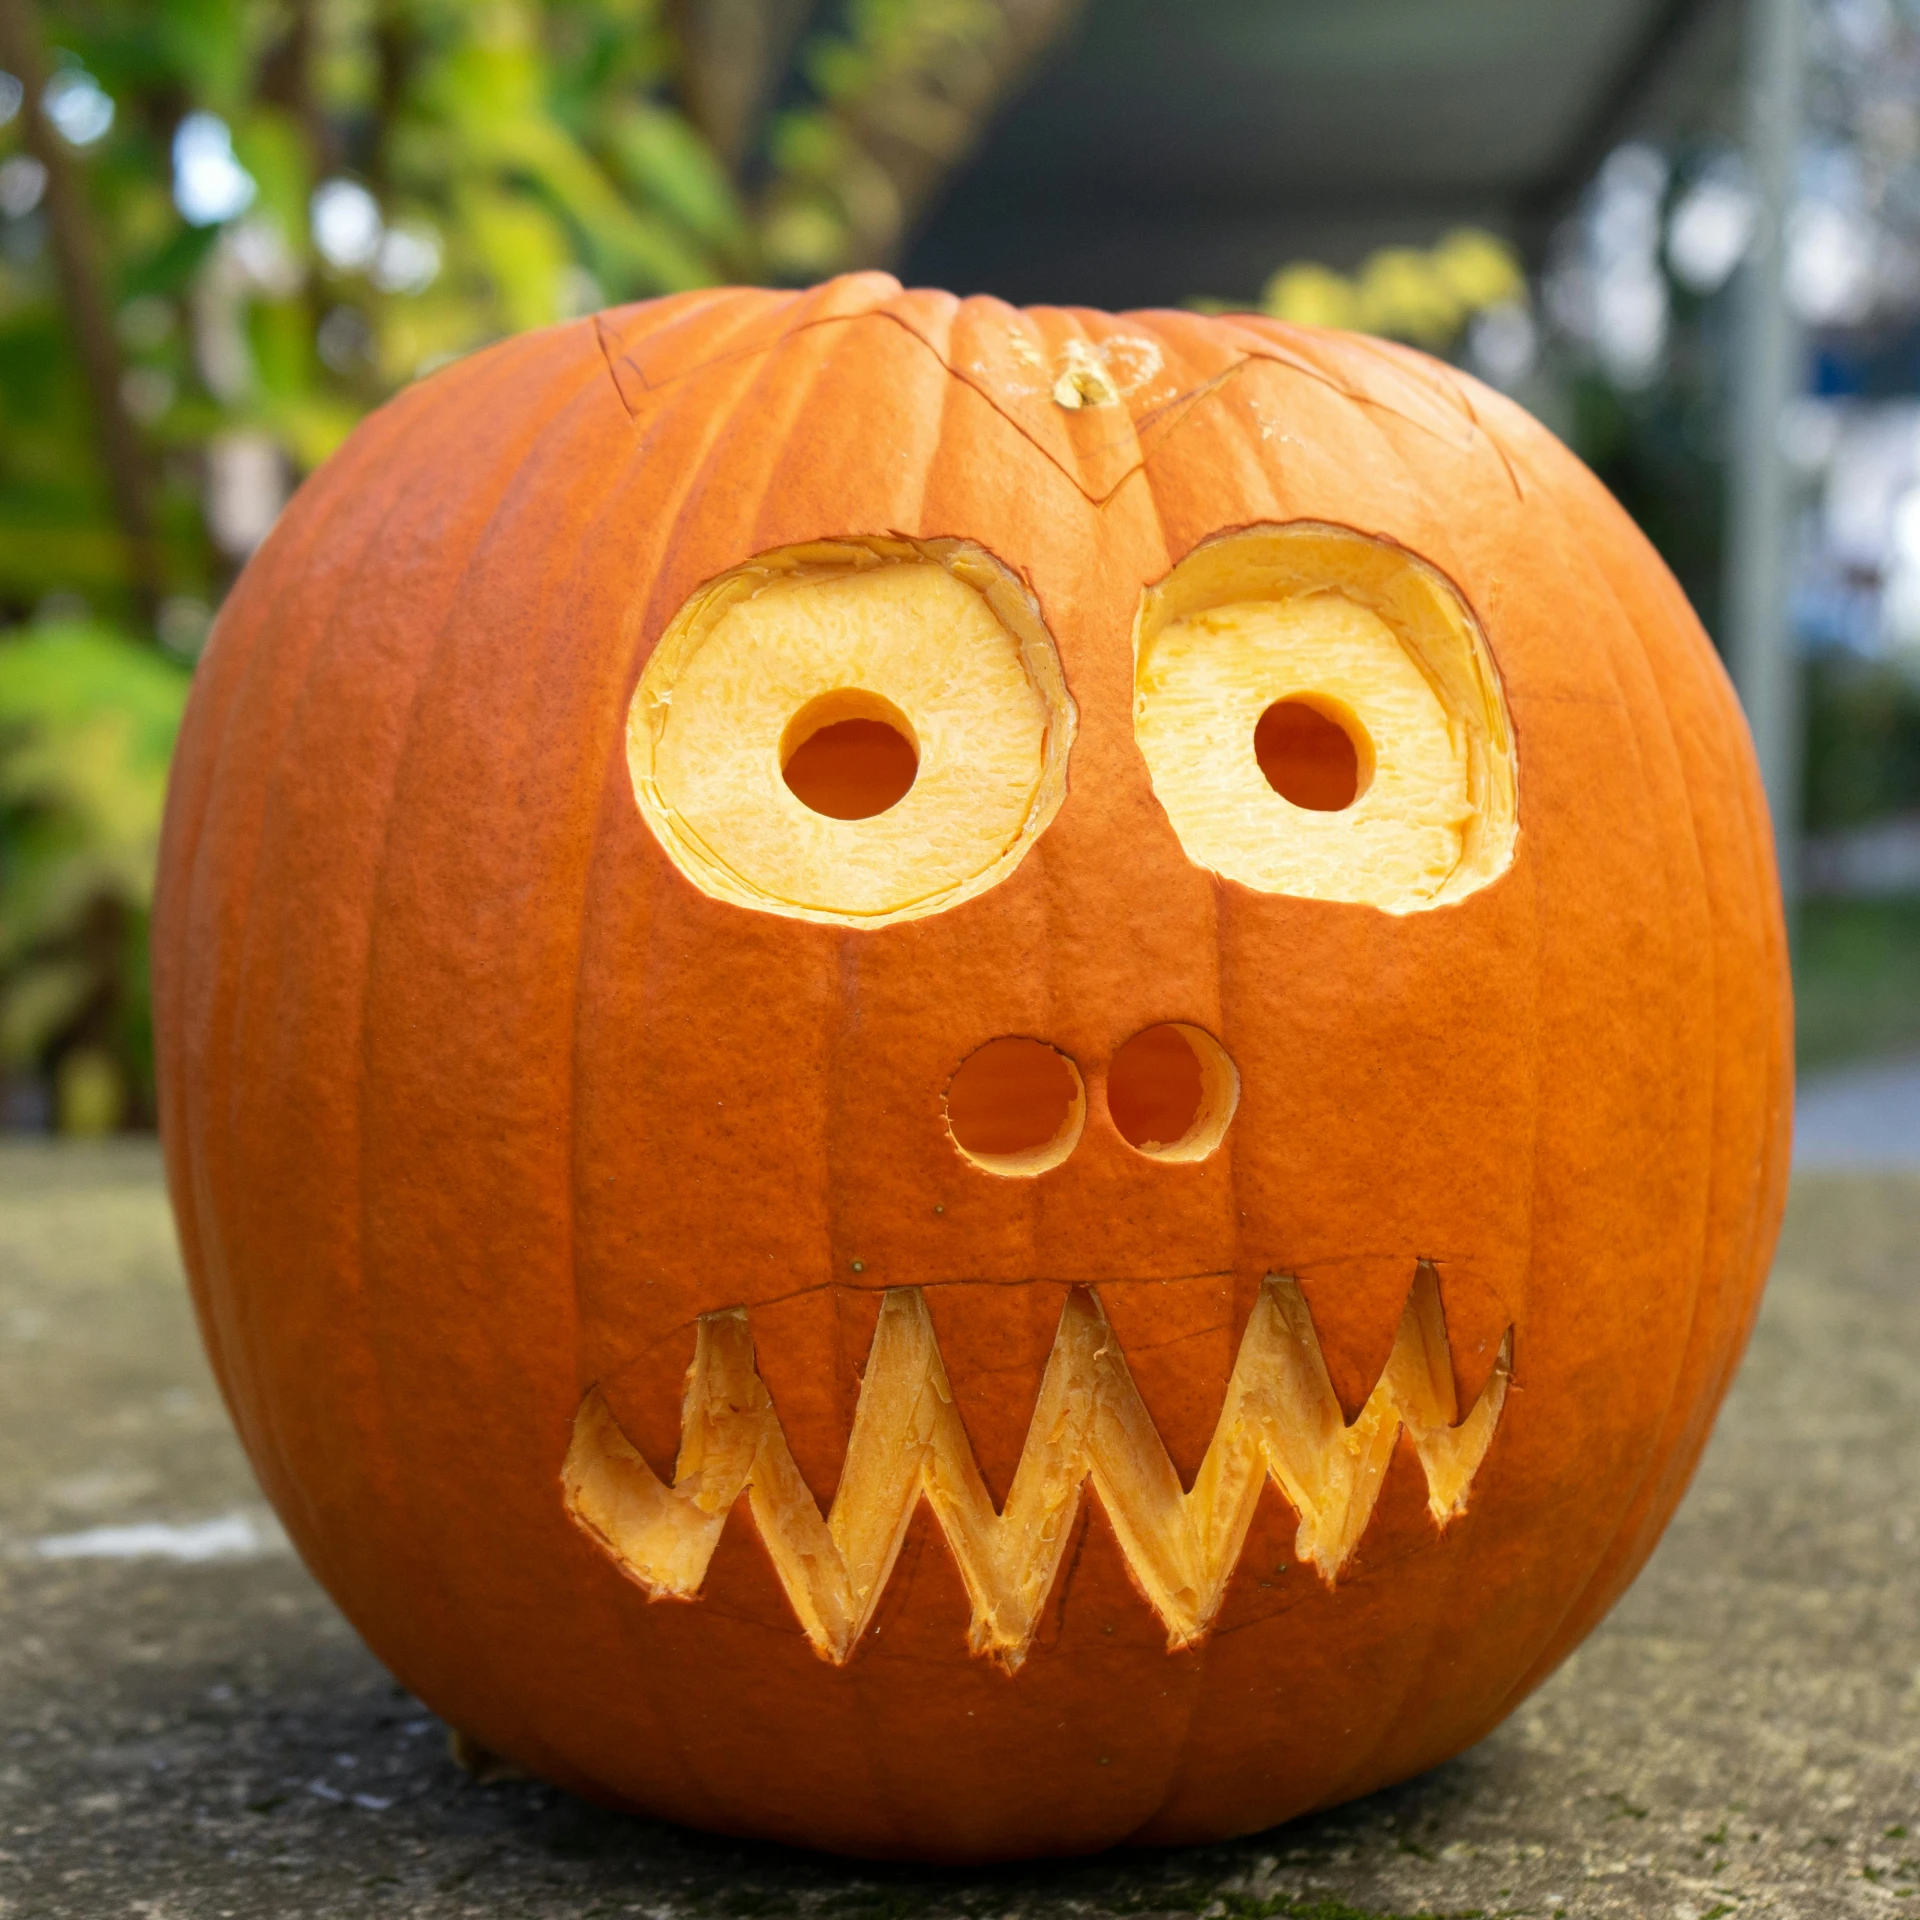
[118,222,223,302]
[151,0,250,107]
[481,117,718,297]
[0,958,95,1067]
[0,624,189,1023]
[603,104,751,266]
[233,108,313,252]
[0,621,190,809]
[257,390,364,469]
[458,183,572,333]
[247,297,316,400]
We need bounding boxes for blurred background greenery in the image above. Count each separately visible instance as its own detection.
[1,0,1918,1131]
[0,0,1107,1129]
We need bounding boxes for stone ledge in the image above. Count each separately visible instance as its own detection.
[2,1146,1915,1920]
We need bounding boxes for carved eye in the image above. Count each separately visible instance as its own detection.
[1133,523,1517,912]
[628,538,1075,927]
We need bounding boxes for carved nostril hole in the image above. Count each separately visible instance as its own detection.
[1107,1024,1239,1161]
[944,1037,1085,1177]
[1254,698,1369,812]
[781,690,918,819]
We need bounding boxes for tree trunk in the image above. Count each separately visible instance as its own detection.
[671,0,819,175]
[0,0,165,629]
[808,0,1091,269]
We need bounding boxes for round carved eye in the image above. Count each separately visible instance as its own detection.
[628,538,1075,927]
[1132,523,1517,912]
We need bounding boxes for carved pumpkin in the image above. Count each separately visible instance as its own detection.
[153,274,1791,1863]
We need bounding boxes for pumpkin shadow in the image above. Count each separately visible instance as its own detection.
[9,1537,1495,1919]
[441,1750,1485,1917]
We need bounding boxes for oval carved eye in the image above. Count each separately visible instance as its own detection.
[1132,522,1517,912]
[628,538,1075,927]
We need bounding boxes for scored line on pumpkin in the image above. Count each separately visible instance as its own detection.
[562,1268,1510,1670]
[593,299,1503,508]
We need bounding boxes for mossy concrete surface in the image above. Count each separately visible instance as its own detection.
[1,1144,1916,1920]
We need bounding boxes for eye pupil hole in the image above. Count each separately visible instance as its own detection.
[781,693,919,820]
[1253,699,1363,812]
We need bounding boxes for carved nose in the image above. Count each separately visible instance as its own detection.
[1107,1023,1240,1161]
[943,1027,1238,1178]
[942,1037,1085,1177]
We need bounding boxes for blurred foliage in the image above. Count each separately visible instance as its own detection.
[1570,361,1729,648]
[0,0,1084,626]
[1794,894,1920,1068]
[1265,228,1527,347]
[1211,227,1529,353]
[0,620,188,1130]
[0,0,1083,1127]
[1805,654,1920,832]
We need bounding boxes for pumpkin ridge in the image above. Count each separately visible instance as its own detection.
[1447,364,1528,504]
[1481,428,1784,1707]
[608,290,1253,508]
[1170,377,1542,1812]
[624,310,821,654]
[156,426,370,1461]
[1556,429,1792,1427]
[559,364,758,1828]
[854,304,1156,506]
[344,335,626,1738]
[600,273,903,403]
[1341,327,1490,435]
[1460,431,1731,1722]
[1491,476,1685,1709]
[185,346,526,1581]
[608,290,1418,513]
[589,286,770,419]
[493,356,733,1789]
[1131,1532,1214,1844]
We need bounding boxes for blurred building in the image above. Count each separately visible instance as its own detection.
[909,0,1920,889]
[907,0,1742,311]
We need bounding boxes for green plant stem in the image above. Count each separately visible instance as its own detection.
[257,0,337,179]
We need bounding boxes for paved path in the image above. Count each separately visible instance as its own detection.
[2,1144,1917,1919]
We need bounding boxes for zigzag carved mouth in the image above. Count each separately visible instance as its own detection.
[562,1270,1511,1670]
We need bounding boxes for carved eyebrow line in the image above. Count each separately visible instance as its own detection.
[592,303,1491,508]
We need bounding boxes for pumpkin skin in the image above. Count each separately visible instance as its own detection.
[151,273,1792,1862]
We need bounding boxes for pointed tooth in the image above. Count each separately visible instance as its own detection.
[594,1330,699,1480]
[1291,1256,1417,1423]
[1430,1261,1519,1413]
[747,1288,878,1502]
[1096,1273,1241,1487]
[920,1282,1070,1508]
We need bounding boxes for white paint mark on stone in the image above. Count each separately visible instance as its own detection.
[29,1509,287,1562]
[45,1468,161,1513]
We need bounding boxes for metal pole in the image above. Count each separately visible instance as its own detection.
[1724,0,1806,906]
